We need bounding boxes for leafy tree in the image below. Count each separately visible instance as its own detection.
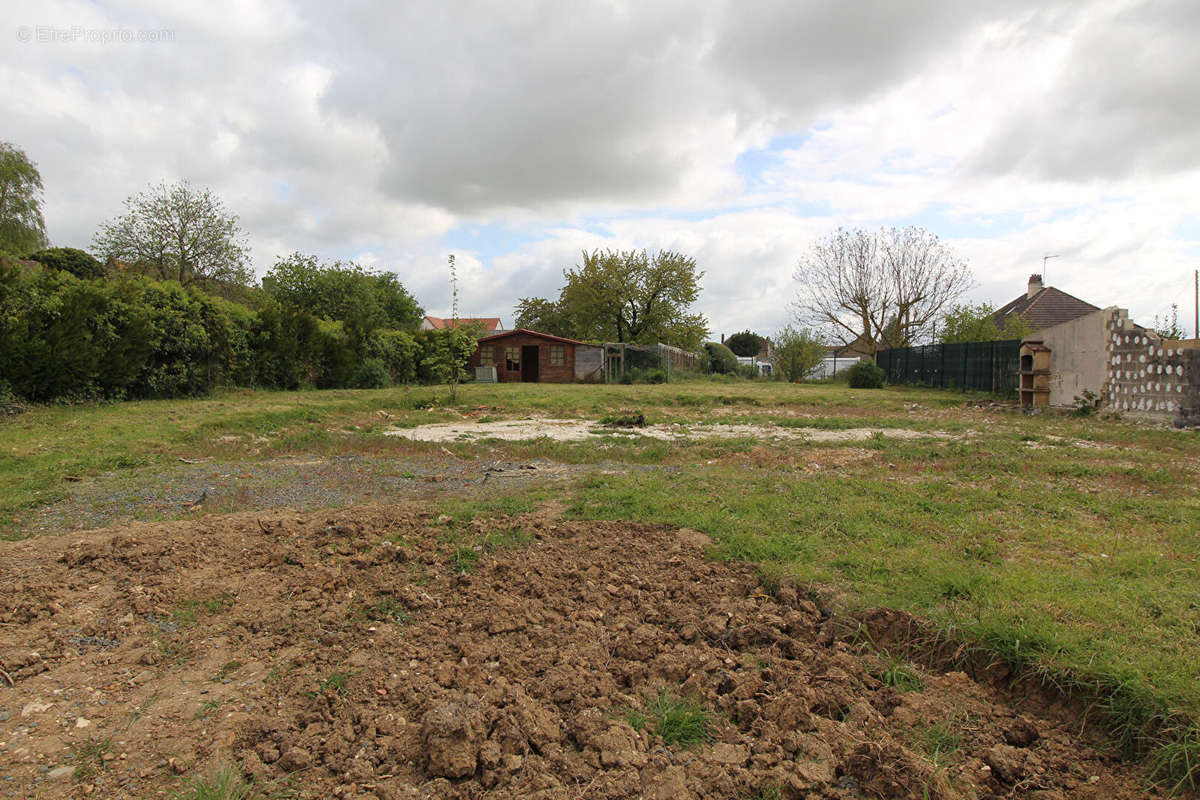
[0,143,48,255]
[27,247,105,279]
[1153,304,1187,340]
[94,180,252,286]
[262,252,422,350]
[513,296,571,334]
[794,226,973,354]
[515,249,707,349]
[724,330,763,357]
[772,325,825,381]
[939,302,1032,342]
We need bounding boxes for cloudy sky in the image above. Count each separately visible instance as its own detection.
[3,0,1197,338]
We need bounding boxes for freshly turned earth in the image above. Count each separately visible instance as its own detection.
[0,505,1160,799]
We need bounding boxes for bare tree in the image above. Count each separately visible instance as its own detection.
[94,181,252,286]
[794,227,972,354]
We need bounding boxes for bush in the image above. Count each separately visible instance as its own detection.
[625,367,666,384]
[847,360,886,389]
[0,257,456,402]
[351,357,391,389]
[27,247,106,279]
[703,341,739,374]
[368,328,420,383]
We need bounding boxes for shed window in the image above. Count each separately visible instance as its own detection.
[505,347,520,371]
[479,345,494,363]
[549,345,565,366]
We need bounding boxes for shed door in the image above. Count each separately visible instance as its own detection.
[521,346,539,382]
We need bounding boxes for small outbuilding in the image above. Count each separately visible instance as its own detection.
[470,329,603,383]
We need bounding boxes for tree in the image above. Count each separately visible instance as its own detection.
[794,227,973,354]
[421,255,475,402]
[263,253,422,331]
[939,302,1033,342]
[0,143,48,255]
[515,249,708,349]
[1153,304,1186,341]
[772,325,825,381]
[513,296,571,335]
[262,253,422,355]
[94,180,252,286]
[27,247,105,279]
[724,330,763,357]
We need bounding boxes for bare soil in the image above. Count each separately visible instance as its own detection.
[0,505,1156,799]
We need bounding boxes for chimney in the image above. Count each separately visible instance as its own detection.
[1027,274,1044,299]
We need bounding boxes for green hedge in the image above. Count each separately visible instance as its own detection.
[703,341,739,374]
[0,260,450,402]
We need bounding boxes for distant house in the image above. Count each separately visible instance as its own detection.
[469,329,603,383]
[420,316,504,333]
[825,334,874,360]
[990,274,1099,332]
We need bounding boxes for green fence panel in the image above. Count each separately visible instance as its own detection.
[876,340,1020,394]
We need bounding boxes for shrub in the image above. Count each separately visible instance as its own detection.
[703,341,738,374]
[351,357,391,389]
[736,363,759,379]
[847,360,886,389]
[27,247,106,279]
[368,328,420,383]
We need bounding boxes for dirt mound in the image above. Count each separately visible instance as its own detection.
[0,506,1156,799]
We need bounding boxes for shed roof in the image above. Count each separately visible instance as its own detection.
[423,316,502,331]
[476,328,595,347]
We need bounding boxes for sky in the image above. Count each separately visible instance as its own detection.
[3,0,1198,339]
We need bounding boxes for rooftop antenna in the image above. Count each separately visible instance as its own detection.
[1042,254,1059,284]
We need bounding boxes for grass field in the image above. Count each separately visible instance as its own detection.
[3,379,1198,789]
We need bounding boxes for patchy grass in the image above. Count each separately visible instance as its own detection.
[4,380,1199,786]
[627,689,712,748]
[876,655,924,693]
[367,597,412,625]
[318,671,352,696]
[171,763,297,800]
[68,737,112,781]
[915,720,963,766]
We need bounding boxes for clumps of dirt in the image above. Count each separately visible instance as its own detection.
[0,506,1157,799]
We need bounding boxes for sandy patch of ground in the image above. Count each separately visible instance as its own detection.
[385,419,945,444]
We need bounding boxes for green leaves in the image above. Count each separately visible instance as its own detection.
[0,142,47,256]
[94,180,251,287]
[514,248,707,349]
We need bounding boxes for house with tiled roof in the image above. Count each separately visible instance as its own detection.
[419,315,504,333]
[989,275,1099,332]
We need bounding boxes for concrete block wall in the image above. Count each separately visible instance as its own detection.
[1105,309,1200,425]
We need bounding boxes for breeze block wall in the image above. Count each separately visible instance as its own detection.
[1105,309,1200,426]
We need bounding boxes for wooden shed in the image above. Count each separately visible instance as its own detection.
[470,329,603,383]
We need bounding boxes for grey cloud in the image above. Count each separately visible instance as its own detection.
[309,1,1027,215]
[971,0,1200,180]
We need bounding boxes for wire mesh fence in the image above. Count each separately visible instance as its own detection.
[603,343,702,383]
[876,340,1021,394]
